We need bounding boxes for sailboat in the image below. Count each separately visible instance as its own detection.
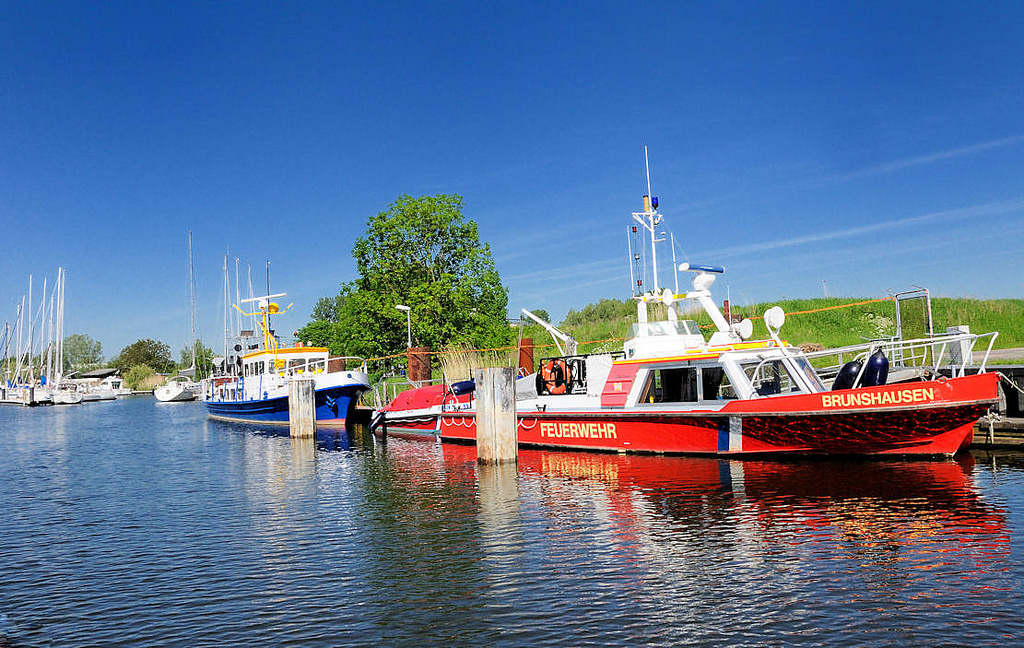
[48,268,82,404]
[0,269,81,405]
[155,232,199,403]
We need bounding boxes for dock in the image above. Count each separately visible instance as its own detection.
[973,417,1024,448]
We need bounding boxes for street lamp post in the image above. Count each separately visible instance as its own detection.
[395,304,412,348]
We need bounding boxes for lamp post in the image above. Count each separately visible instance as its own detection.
[395,304,412,348]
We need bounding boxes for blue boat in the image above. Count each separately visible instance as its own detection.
[204,291,369,427]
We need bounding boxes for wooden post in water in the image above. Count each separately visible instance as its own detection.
[475,367,517,465]
[288,377,316,439]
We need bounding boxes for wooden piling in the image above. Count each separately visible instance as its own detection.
[475,367,517,465]
[288,377,316,439]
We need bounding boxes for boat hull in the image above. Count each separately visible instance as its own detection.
[378,414,440,439]
[438,373,998,457]
[205,384,365,428]
[155,383,197,402]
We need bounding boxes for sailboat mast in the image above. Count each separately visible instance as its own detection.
[188,232,197,368]
[26,276,33,381]
[234,257,241,337]
[57,268,65,381]
[222,254,229,359]
[247,265,256,332]
[37,277,46,380]
[45,277,55,380]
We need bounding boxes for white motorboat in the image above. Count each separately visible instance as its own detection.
[99,375,131,397]
[155,375,197,402]
[51,387,84,405]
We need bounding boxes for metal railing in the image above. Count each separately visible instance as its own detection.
[803,331,999,387]
[368,375,444,409]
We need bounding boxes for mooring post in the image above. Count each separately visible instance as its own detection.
[475,367,517,465]
[288,377,316,439]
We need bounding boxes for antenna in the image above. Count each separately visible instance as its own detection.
[670,232,678,295]
[644,145,652,202]
[626,228,636,295]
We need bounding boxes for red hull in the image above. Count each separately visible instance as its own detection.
[438,444,1009,554]
[380,415,439,440]
[438,373,998,457]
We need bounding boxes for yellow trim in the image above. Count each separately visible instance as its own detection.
[614,341,773,365]
[242,346,328,360]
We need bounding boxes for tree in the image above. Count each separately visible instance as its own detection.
[111,339,175,374]
[63,333,103,371]
[124,364,155,390]
[178,340,216,380]
[528,308,551,323]
[297,194,511,362]
[310,294,347,323]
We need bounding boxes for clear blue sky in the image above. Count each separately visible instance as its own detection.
[2,1,1023,359]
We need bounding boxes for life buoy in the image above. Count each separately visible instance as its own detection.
[537,359,571,395]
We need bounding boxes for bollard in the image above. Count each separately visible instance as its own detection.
[288,377,317,438]
[475,367,517,465]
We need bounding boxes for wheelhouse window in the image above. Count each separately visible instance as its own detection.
[626,320,703,339]
[639,367,699,403]
[740,358,802,396]
[700,366,737,400]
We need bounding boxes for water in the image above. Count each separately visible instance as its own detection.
[1,398,1022,646]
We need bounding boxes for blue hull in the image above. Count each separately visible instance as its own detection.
[205,384,364,427]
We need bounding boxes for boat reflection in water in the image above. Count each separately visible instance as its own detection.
[440,443,1010,578]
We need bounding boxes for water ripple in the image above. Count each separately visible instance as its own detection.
[1,400,1023,646]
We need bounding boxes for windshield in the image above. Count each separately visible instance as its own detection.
[627,320,702,338]
[738,357,804,396]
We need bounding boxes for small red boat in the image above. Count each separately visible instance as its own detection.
[378,380,473,439]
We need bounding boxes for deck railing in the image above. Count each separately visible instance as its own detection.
[803,331,999,387]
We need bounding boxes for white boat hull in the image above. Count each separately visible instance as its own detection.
[51,390,84,405]
[155,382,197,402]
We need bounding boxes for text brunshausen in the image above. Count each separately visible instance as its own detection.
[821,387,935,409]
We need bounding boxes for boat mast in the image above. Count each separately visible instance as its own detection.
[26,275,33,382]
[632,147,664,297]
[247,265,257,332]
[222,254,230,359]
[645,147,658,294]
[234,257,241,339]
[14,297,24,384]
[188,232,197,370]
[57,268,65,382]
[45,276,55,381]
